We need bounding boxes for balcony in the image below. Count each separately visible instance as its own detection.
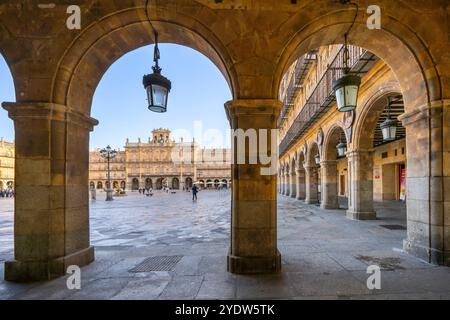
[279,46,378,156]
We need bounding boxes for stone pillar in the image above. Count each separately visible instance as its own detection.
[284,172,290,196]
[320,160,339,209]
[2,102,98,281]
[304,166,319,204]
[225,99,281,274]
[296,167,306,200]
[290,170,297,198]
[281,172,285,195]
[346,150,376,220]
[400,100,449,266]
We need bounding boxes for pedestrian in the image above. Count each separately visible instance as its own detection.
[192,184,198,201]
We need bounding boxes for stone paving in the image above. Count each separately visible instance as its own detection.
[0,191,449,300]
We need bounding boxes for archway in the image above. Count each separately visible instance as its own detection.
[222,179,228,189]
[274,5,445,265]
[97,181,103,190]
[296,151,306,201]
[172,178,179,190]
[145,178,153,190]
[185,177,193,190]
[155,178,164,191]
[0,53,16,267]
[113,181,119,190]
[89,182,95,189]
[131,178,139,191]
[305,142,320,205]
[322,125,348,210]
[120,181,126,190]
[351,92,407,221]
[289,157,297,198]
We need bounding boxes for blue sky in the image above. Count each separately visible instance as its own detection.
[0,44,232,149]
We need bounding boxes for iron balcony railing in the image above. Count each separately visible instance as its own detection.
[279,45,378,156]
[278,50,318,127]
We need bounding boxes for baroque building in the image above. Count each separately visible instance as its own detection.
[89,129,231,191]
[0,138,14,190]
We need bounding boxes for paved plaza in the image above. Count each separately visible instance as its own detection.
[0,191,449,300]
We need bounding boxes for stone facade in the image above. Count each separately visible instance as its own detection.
[0,0,448,280]
[89,129,231,192]
[0,138,14,190]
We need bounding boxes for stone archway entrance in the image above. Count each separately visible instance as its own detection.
[131,178,139,191]
[155,178,164,191]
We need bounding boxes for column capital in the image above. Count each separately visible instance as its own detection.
[398,99,450,126]
[320,160,338,167]
[224,99,282,127]
[346,149,373,159]
[2,102,99,131]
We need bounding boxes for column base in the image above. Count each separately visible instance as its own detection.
[403,239,450,266]
[5,246,95,282]
[106,190,114,201]
[321,203,339,210]
[305,199,319,205]
[227,250,281,274]
[346,210,376,220]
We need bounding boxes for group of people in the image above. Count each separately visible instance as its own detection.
[137,185,200,201]
[138,188,154,197]
[0,189,14,198]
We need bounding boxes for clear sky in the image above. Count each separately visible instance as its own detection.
[0,44,232,149]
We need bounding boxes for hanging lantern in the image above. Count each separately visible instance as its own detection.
[333,11,361,112]
[143,31,172,113]
[381,118,397,142]
[381,97,398,142]
[315,154,321,165]
[333,74,361,112]
[336,141,347,157]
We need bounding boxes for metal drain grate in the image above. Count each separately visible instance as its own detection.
[129,256,183,272]
[380,225,407,230]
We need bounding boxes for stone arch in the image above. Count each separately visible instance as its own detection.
[353,84,403,150]
[145,178,153,189]
[51,5,238,116]
[273,4,441,111]
[131,178,139,191]
[321,124,348,210]
[307,141,320,167]
[323,124,347,162]
[172,178,180,190]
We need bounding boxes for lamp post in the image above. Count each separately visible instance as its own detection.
[100,145,118,201]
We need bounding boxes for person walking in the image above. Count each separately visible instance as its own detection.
[192,184,198,201]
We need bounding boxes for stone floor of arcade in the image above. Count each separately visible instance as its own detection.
[1,191,449,300]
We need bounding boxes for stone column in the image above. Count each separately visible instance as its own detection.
[320,160,339,209]
[296,167,306,200]
[304,166,319,204]
[400,100,449,266]
[225,99,281,274]
[284,172,290,196]
[346,150,376,220]
[2,102,98,281]
[281,171,285,195]
[290,170,297,198]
